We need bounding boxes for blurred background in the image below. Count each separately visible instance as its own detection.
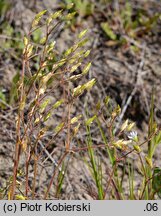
[0,0,161,199]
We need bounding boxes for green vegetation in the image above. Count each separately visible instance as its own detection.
[100,1,160,49]
[63,0,94,17]
[0,1,161,200]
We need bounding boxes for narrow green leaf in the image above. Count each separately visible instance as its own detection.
[86,115,97,126]
[82,62,91,75]
[78,29,88,39]
[101,22,117,40]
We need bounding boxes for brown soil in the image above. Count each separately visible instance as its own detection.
[0,0,161,199]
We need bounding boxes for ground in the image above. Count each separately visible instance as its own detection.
[0,0,161,199]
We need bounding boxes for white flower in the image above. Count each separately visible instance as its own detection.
[127,131,138,142]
